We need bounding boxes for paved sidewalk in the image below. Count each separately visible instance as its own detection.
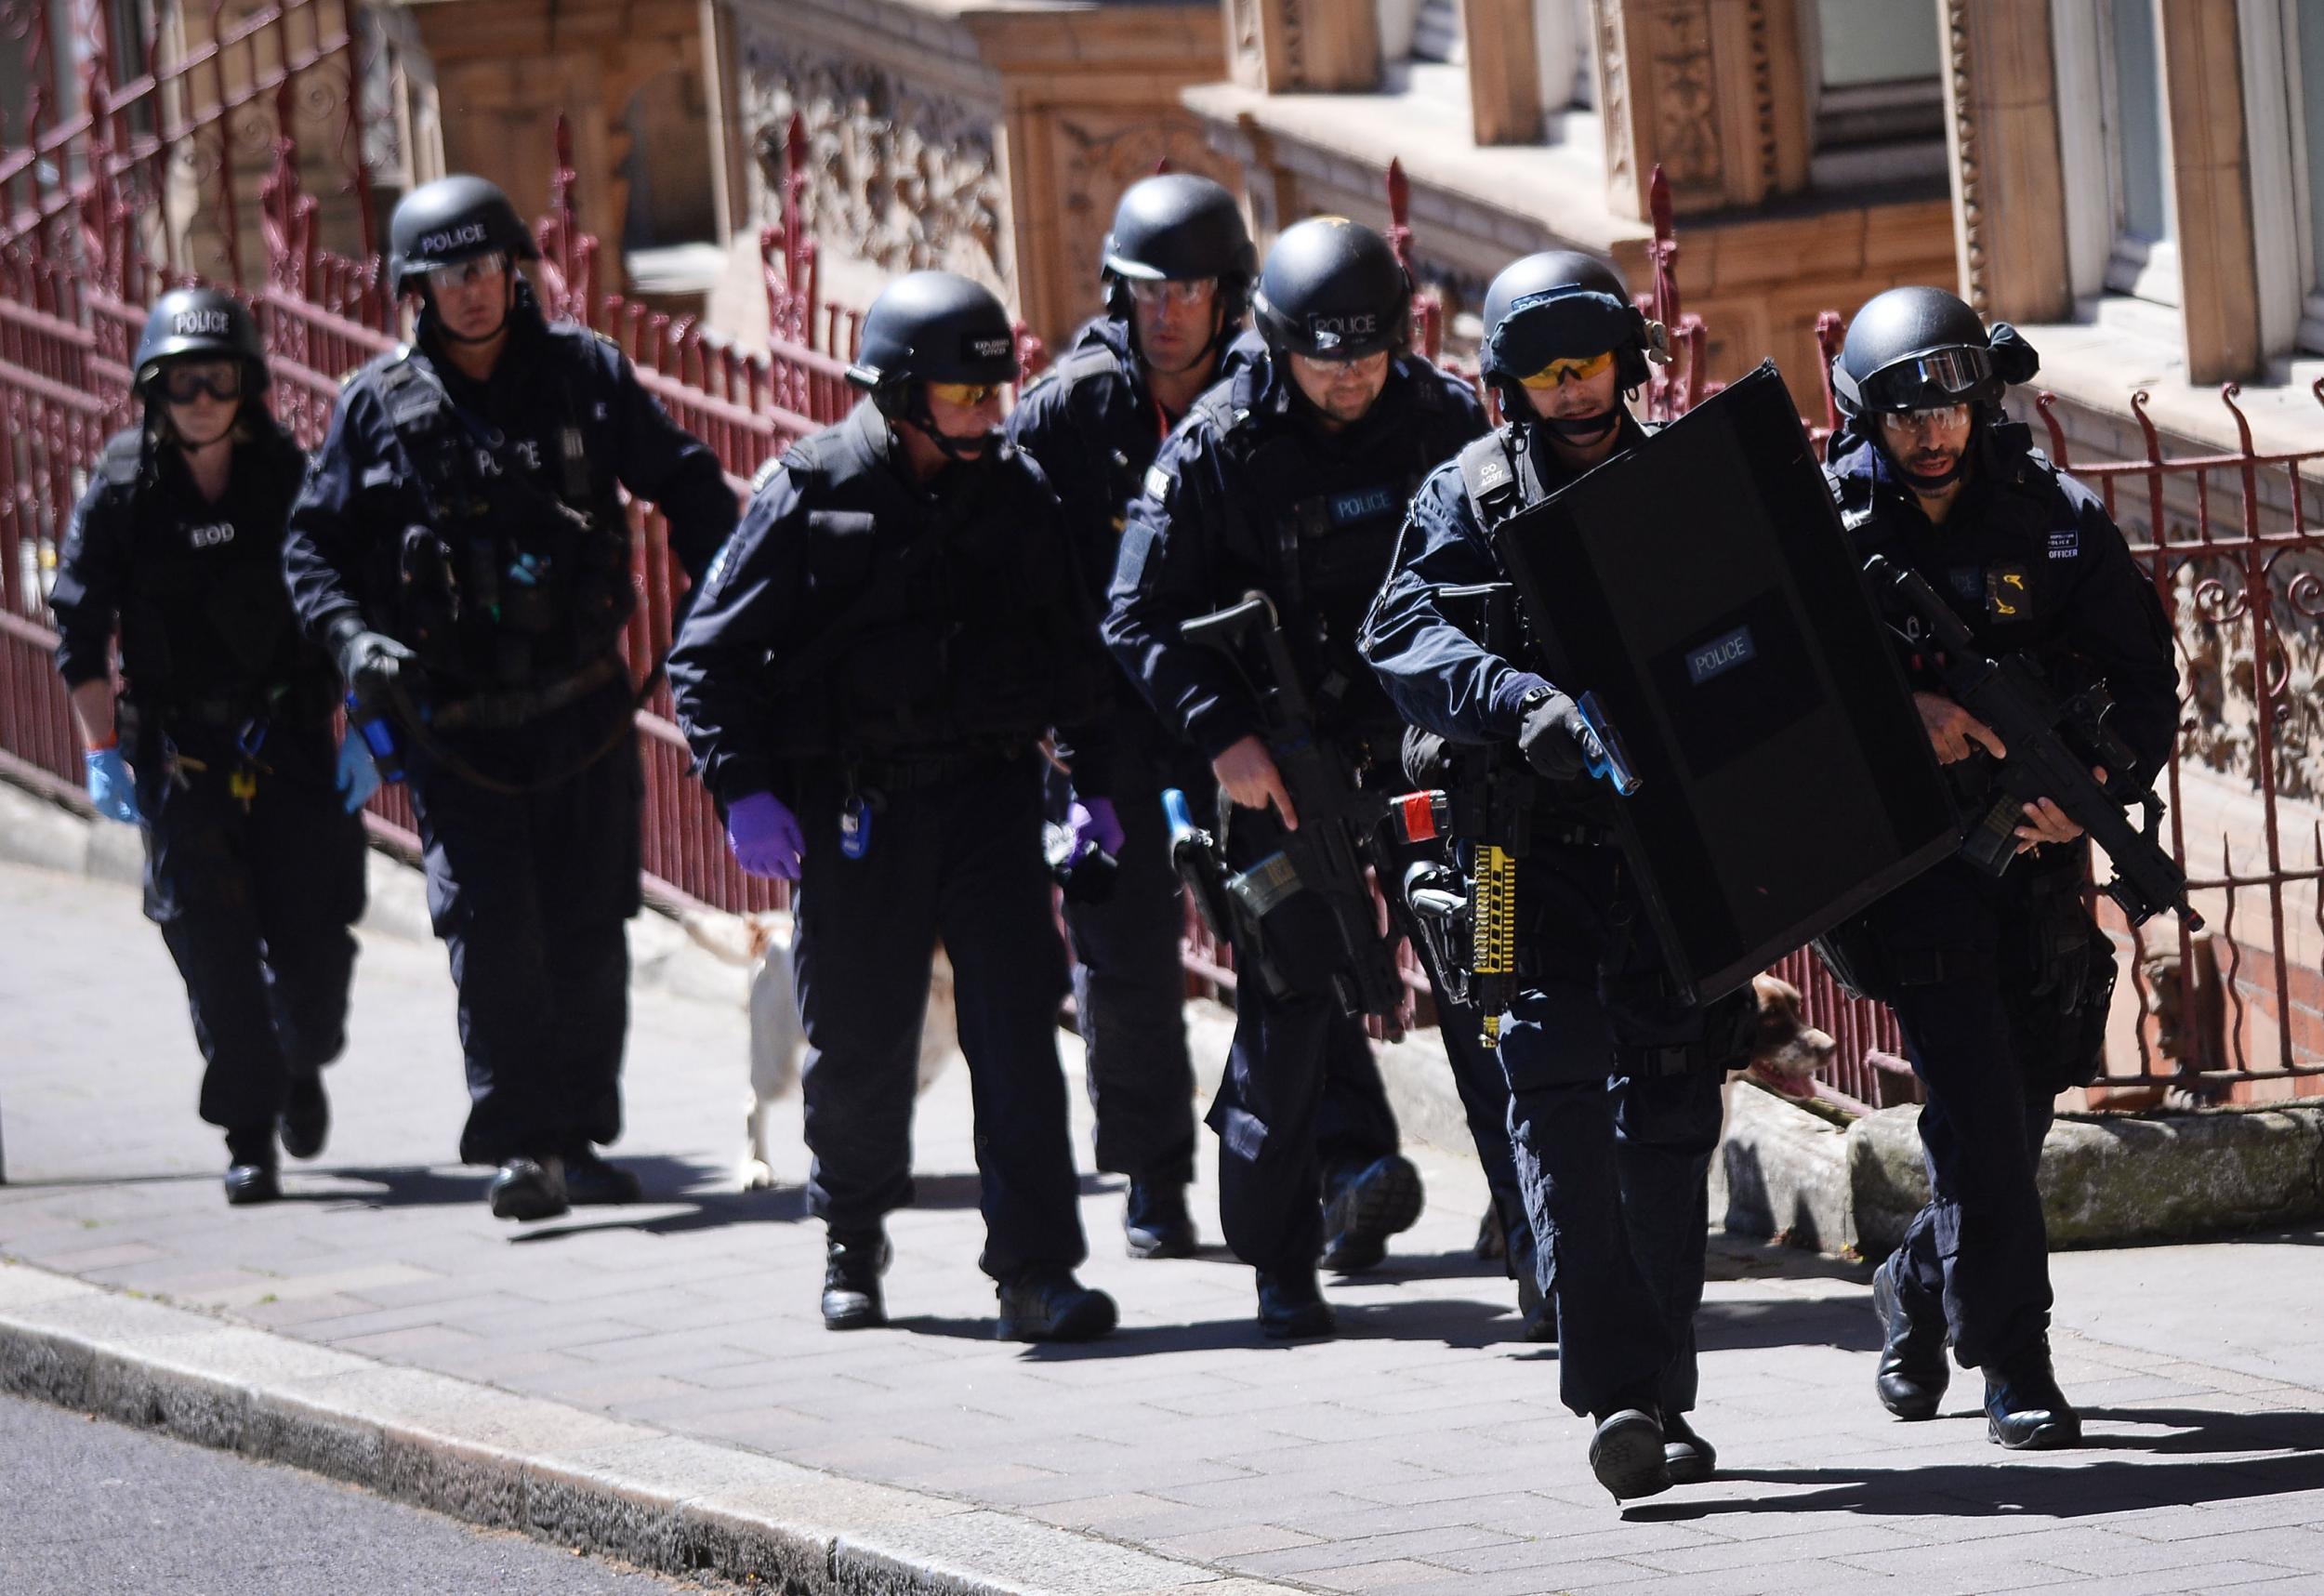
[5,855,2324,1594]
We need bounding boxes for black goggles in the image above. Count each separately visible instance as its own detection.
[1485,288,1633,378]
[157,363,245,403]
[1855,344,1994,412]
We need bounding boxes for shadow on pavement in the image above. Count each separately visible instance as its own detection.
[1696,1295,1882,1354]
[1633,1405,2324,1521]
[881,1293,1533,1357]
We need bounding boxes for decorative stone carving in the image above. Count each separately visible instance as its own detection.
[735,35,1008,289]
[1595,0,1637,212]
[1052,115,1234,297]
[2171,551,2324,803]
[1644,2,1720,191]
[1942,0,1987,311]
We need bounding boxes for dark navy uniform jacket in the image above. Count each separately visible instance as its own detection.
[1362,415,1654,745]
[1104,346,1486,762]
[667,401,1115,810]
[282,288,737,650]
[1826,420,2177,785]
[53,420,334,719]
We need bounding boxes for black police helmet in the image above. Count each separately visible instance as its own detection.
[133,288,268,399]
[387,175,540,297]
[1831,285,2040,422]
[1249,216,1410,361]
[1102,175,1256,303]
[846,271,1020,416]
[1478,249,1661,399]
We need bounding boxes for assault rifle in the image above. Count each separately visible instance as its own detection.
[1171,590,1406,1019]
[1863,553,2201,930]
[1388,583,1639,1048]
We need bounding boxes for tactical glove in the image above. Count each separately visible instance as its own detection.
[1516,688,1590,782]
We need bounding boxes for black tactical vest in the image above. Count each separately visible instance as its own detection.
[763,420,1102,761]
[1197,363,1472,732]
[374,335,633,691]
[106,428,321,719]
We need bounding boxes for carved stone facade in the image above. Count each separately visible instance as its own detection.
[709,0,1230,351]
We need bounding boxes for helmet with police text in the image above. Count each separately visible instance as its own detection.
[133,288,269,399]
[1249,216,1410,361]
[845,270,1020,416]
[387,175,541,297]
[1477,250,1662,404]
[1830,285,2040,423]
[1102,175,1257,311]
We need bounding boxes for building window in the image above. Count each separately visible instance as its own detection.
[1804,0,1947,189]
[2292,0,2324,351]
[2100,0,2176,304]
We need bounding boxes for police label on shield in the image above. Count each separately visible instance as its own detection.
[667,271,1120,1343]
[50,289,367,1205]
[1361,251,1746,1500]
[1105,216,1525,1339]
[283,175,739,1221]
[1818,288,2178,1451]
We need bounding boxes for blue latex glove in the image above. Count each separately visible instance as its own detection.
[85,746,139,824]
[727,791,804,879]
[335,733,382,814]
[1072,797,1125,858]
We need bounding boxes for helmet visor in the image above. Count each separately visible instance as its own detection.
[1486,288,1633,378]
[1861,344,1993,410]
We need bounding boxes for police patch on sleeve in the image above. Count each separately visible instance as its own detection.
[2048,527,2079,560]
[1143,464,1174,507]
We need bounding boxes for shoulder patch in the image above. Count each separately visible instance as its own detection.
[1143,463,1174,506]
[2048,526,2079,560]
[750,455,786,495]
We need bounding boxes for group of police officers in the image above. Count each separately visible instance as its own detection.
[52,161,2175,1502]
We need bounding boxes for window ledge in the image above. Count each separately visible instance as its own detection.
[2020,303,2324,468]
[1181,69,1644,256]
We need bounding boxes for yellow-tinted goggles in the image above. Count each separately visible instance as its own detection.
[927,380,1006,406]
[1517,350,1616,389]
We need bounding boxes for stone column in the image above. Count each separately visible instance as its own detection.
[1936,0,2072,322]
[1221,0,1380,94]
[1462,0,1543,146]
[2157,0,2263,383]
[1594,0,1810,221]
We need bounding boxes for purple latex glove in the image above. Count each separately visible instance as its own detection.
[726,791,804,879]
[1072,797,1125,859]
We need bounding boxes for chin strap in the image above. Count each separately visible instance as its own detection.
[898,390,999,463]
[1539,407,1621,444]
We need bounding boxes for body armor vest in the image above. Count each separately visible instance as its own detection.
[1196,364,1467,733]
[375,336,632,692]
[765,431,1101,761]
[105,429,321,719]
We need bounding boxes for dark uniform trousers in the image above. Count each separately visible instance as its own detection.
[1493,844,1726,1418]
[1857,858,2061,1372]
[794,757,1089,1283]
[135,717,364,1136]
[406,678,641,1167]
[1202,802,1430,1275]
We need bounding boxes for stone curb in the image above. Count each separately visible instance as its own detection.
[1715,1075,2324,1258]
[0,1260,1313,1596]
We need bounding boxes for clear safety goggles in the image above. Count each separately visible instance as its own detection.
[1125,276,1218,310]
[158,360,244,403]
[1517,349,1616,389]
[1877,402,1973,435]
[425,250,510,294]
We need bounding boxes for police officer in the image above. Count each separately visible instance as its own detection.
[51,289,367,1204]
[283,175,739,1220]
[667,270,1119,1342]
[1105,216,1496,1339]
[1822,288,2176,1451]
[1361,250,1749,1498]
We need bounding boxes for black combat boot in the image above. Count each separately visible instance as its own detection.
[1662,1412,1718,1485]
[1123,1179,1198,1260]
[561,1146,642,1206]
[821,1229,891,1331]
[1320,1154,1424,1273]
[1256,1268,1335,1339]
[487,1155,568,1221]
[279,1070,329,1161]
[1985,1340,2081,1450]
[995,1271,1117,1341]
[1872,1252,1948,1419]
[223,1126,280,1207]
[1588,1403,1671,1501]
